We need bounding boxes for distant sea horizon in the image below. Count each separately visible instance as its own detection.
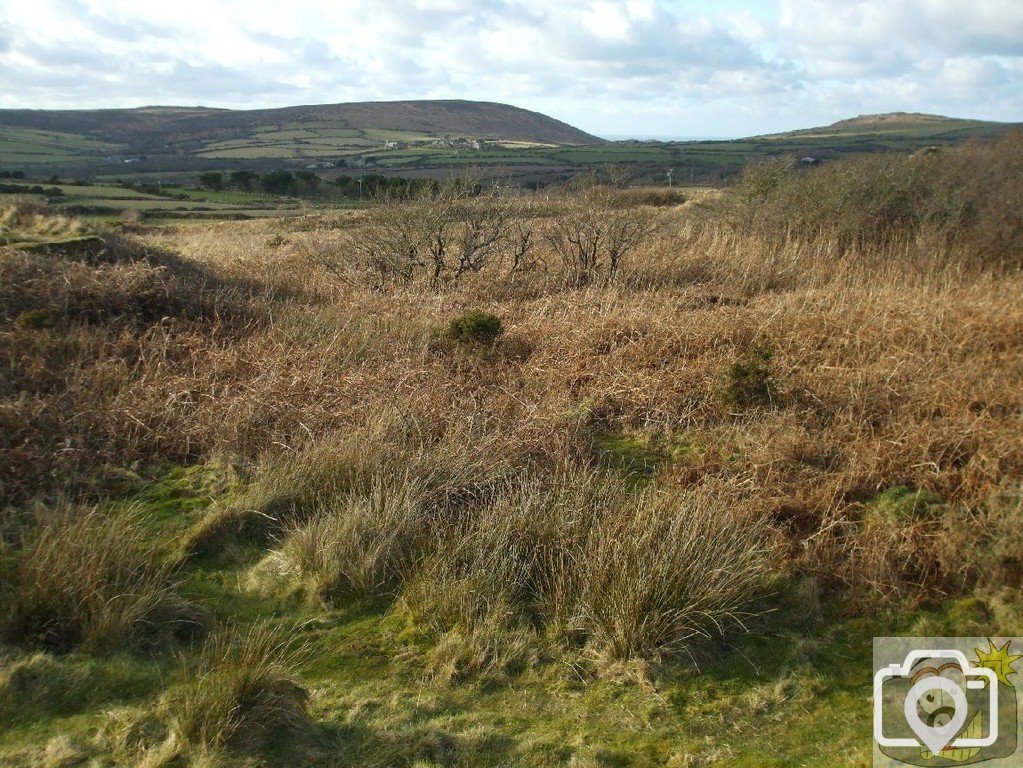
[600,134,739,142]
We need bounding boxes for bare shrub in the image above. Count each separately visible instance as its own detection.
[612,187,688,207]
[338,200,427,288]
[547,185,655,285]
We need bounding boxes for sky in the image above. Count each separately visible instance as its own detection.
[0,0,1021,138]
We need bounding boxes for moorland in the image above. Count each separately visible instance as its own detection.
[0,124,1021,767]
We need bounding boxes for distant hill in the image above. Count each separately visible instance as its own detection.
[0,100,600,156]
[756,112,1017,141]
[0,103,1016,186]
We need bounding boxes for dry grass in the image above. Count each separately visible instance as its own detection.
[1,135,1021,660]
[163,622,313,753]
[0,507,200,652]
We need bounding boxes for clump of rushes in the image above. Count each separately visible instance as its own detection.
[401,474,778,662]
[0,507,200,653]
[165,622,313,754]
[253,473,429,604]
[447,309,503,346]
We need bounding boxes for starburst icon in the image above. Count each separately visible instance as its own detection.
[974,639,1022,686]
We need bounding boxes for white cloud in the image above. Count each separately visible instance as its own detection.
[0,0,1019,136]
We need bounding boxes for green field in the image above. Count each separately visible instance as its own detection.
[1,109,1018,189]
[0,181,314,221]
[0,126,126,164]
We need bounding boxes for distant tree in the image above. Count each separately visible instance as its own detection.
[229,170,259,191]
[199,171,224,191]
[333,173,437,199]
[260,170,295,196]
[293,170,320,194]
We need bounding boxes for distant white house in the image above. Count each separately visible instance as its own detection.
[384,140,406,150]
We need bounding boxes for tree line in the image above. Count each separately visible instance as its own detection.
[198,170,437,199]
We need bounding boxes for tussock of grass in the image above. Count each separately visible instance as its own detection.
[253,472,429,603]
[0,508,202,652]
[578,485,777,659]
[0,201,93,245]
[164,622,314,754]
[401,475,778,662]
[184,416,512,561]
[0,653,89,724]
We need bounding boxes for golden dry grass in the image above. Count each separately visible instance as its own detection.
[1,138,1021,652]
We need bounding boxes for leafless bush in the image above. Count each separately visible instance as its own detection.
[547,186,655,285]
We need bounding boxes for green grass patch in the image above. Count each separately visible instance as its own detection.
[4,465,1020,766]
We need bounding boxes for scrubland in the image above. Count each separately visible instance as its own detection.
[0,133,1021,767]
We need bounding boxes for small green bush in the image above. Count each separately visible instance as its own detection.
[14,308,60,330]
[721,345,777,409]
[447,310,503,346]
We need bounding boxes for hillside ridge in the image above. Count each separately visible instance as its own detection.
[0,99,602,148]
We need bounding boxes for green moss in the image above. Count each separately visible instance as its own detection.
[594,432,669,483]
[13,308,60,330]
[863,486,943,523]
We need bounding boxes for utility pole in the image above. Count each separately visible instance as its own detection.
[357,176,364,199]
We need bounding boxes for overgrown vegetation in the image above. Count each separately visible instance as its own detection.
[1,134,1021,766]
[732,131,1023,261]
[0,509,199,653]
